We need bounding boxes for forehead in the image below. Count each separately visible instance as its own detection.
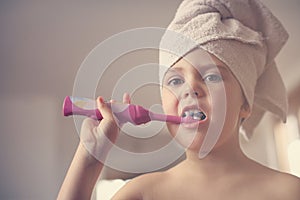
[169,49,229,74]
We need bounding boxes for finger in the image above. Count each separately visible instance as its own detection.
[123,92,131,104]
[81,118,100,134]
[96,96,114,121]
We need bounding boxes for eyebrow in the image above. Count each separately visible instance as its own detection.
[165,64,229,75]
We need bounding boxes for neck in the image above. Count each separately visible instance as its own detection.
[183,134,249,176]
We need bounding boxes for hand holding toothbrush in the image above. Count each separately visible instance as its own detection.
[79,93,131,161]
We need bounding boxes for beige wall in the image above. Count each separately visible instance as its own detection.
[0,0,299,199]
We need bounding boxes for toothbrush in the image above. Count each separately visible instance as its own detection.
[62,96,206,125]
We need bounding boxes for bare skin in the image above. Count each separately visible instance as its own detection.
[113,149,300,200]
[58,49,300,200]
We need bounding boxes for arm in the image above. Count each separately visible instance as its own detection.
[57,94,131,200]
[57,142,103,200]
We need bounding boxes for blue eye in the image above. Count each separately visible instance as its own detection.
[167,78,184,86]
[203,74,222,83]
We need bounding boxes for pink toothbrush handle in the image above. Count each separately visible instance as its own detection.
[62,96,152,125]
[63,96,102,120]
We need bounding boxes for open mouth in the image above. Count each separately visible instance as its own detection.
[181,109,206,121]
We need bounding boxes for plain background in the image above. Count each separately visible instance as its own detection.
[0,0,299,199]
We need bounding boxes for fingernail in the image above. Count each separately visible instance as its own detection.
[98,97,104,104]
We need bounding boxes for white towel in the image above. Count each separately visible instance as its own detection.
[159,0,288,138]
[95,179,130,200]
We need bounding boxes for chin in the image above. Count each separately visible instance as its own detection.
[167,123,206,150]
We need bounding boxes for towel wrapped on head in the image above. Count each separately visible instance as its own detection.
[159,0,289,138]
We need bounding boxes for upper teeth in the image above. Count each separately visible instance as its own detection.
[182,110,206,120]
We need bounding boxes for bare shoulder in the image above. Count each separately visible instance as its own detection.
[245,160,300,199]
[256,165,300,200]
[112,172,167,200]
[271,171,300,200]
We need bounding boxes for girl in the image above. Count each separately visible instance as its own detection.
[58,0,300,199]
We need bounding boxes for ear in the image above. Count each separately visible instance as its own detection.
[239,101,251,120]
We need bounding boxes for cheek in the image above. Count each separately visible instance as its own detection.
[161,87,179,115]
[211,83,243,132]
[205,84,239,134]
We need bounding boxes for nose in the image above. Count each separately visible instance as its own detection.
[183,89,199,98]
[182,81,204,99]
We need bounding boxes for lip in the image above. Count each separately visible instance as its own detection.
[181,119,206,129]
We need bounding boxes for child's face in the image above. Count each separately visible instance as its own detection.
[161,48,249,152]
